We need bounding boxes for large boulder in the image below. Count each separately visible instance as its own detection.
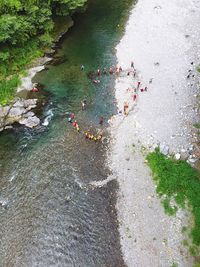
[9,107,26,117]
[23,99,37,108]
[19,116,40,128]
[13,100,25,108]
[23,111,35,118]
[0,98,39,131]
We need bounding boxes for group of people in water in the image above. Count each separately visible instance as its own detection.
[67,63,125,143]
[31,60,148,143]
[67,112,103,142]
[68,60,150,142]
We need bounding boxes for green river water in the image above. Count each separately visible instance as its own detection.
[0,0,135,266]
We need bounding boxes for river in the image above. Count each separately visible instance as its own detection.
[0,0,135,266]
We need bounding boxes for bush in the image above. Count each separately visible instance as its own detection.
[146,148,200,246]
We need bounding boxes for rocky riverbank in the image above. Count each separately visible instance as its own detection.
[109,0,200,266]
[0,17,74,133]
[0,99,40,131]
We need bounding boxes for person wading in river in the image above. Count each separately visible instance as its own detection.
[81,99,87,110]
[99,116,104,125]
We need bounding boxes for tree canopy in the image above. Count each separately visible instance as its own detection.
[0,0,87,104]
[0,0,87,46]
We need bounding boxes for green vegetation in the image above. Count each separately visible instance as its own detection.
[146,148,200,247]
[0,0,87,104]
[194,123,200,129]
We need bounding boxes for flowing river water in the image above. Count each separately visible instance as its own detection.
[0,0,135,266]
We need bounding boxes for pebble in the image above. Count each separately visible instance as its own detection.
[175,153,181,160]
[160,144,169,155]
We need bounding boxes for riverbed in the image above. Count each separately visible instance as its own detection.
[111,0,200,266]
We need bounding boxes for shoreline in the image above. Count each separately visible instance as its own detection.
[17,17,74,94]
[0,17,74,132]
[109,0,200,266]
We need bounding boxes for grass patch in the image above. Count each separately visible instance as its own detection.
[146,148,200,246]
[194,123,200,129]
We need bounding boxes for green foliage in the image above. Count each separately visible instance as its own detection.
[146,148,200,246]
[161,198,177,215]
[0,0,87,46]
[0,75,20,105]
[194,123,200,129]
[0,0,88,104]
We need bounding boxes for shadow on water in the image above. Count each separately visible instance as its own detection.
[0,0,136,266]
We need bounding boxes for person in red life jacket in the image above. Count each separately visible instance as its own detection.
[109,67,113,74]
[140,88,144,92]
[71,113,75,119]
[72,120,78,128]
[97,69,101,76]
[137,81,141,89]
[32,87,39,92]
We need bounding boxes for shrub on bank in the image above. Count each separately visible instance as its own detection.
[146,148,200,246]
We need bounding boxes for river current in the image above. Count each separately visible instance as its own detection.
[0,0,135,266]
